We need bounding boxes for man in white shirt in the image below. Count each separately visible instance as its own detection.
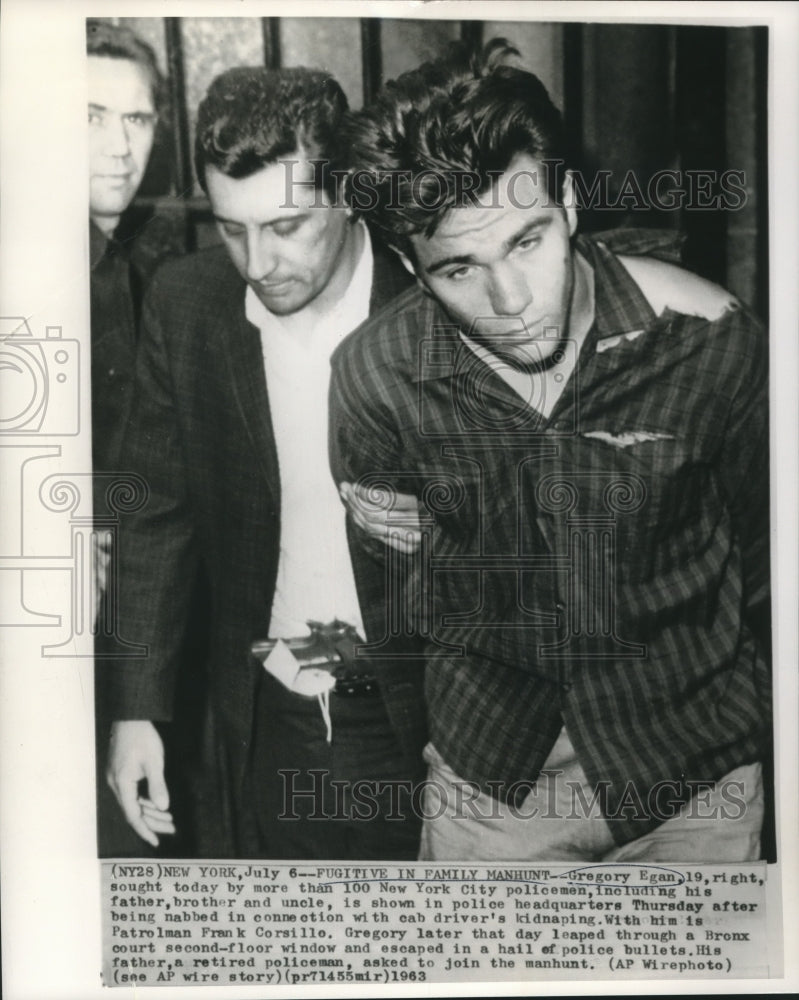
[101,67,423,858]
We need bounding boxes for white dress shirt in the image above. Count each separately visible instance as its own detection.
[245,223,373,642]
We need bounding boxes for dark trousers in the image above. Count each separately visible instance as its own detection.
[249,671,422,860]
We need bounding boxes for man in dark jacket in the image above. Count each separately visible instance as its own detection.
[88,18,163,489]
[102,67,425,858]
[88,19,168,857]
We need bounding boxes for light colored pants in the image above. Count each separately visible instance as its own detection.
[418,730,763,863]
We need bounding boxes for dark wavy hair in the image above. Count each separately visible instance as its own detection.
[195,66,349,200]
[86,19,166,117]
[343,38,566,255]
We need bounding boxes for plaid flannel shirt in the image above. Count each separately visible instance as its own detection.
[330,230,770,845]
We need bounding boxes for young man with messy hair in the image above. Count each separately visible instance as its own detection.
[332,39,770,862]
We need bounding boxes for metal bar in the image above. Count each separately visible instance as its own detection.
[753,26,768,323]
[562,23,584,168]
[164,18,192,200]
[261,17,282,69]
[360,18,382,106]
[127,194,211,212]
[460,20,484,51]
[675,25,727,286]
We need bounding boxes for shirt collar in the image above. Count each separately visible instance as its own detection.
[90,218,131,271]
[575,234,659,349]
[408,293,459,383]
[330,219,373,323]
[89,220,109,270]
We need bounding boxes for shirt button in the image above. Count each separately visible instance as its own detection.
[555,601,565,612]
[561,682,572,693]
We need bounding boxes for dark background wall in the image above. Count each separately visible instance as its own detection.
[108,16,768,318]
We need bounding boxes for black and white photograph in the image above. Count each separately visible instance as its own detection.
[1,2,797,998]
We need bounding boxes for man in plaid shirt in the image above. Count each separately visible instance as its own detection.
[329,39,770,861]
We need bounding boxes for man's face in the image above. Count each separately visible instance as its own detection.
[88,56,157,229]
[409,154,578,366]
[206,160,352,316]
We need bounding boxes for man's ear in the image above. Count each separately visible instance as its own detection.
[562,170,578,238]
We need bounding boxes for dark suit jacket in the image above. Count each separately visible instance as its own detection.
[103,236,425,856]
[90,221,138,484]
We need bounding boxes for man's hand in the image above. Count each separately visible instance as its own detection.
[339,482,422,554]
[106,720,175,847]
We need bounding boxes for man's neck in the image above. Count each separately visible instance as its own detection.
[459,249,596,420]
[569,248,596,349]
[91,214,119,238]
[531,249,595,416]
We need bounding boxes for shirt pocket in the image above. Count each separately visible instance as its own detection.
[539,432,713,585]
[592,434,713,583]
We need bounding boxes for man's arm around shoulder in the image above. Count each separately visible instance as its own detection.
[618,254,740,321]
[620,252,770,628]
